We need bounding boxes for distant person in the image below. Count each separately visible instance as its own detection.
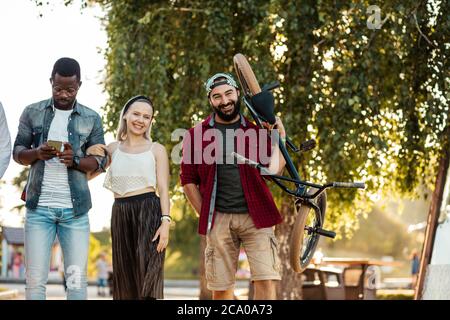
[0,101,11,179]
[312,248,324,265]
[12,252,24,278]
[96,252,109,297]
[107,266,113,297]
[58,262,67,292]
[13,57,107,300]
[410,249,420,289]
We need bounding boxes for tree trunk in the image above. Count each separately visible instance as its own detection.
[199,235,212,300]
[275,198,304,299]
[415,147,450,299]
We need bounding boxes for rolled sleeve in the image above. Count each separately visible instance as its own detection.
[181,163,200,186]
[86,114,106,171]
[86,114,106,148]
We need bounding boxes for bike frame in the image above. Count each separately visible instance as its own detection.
[242,94,341,240]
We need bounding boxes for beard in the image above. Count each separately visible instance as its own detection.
[213,99,241,122]
[54,98,75,109]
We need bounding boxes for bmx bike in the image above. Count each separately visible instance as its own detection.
[231,53,365,273]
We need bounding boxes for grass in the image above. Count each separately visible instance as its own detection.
[376,289,414,300]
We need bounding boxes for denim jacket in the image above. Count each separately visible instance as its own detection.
[13,98,106,216]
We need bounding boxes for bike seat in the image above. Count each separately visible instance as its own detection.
[250,89,276,125]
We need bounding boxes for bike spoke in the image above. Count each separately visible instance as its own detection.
[301,209,319,261]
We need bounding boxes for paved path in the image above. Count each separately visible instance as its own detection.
[0,281,249,300]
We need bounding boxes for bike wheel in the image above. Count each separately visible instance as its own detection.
[289,191,327,273]
[233,53,261,97]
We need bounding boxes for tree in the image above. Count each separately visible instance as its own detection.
[11,168,29,214]
[267,0,449,298]
[34,0,448,299]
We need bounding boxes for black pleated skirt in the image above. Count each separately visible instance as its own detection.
[111,192,165,300]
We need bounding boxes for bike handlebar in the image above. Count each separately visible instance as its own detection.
[332,182,366,189]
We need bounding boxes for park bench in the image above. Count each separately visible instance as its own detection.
[302,266,346,300]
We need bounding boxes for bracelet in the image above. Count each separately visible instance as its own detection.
[161,215,172,223]
[281,137,287,145]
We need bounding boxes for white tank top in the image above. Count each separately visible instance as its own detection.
[103,143,157,196]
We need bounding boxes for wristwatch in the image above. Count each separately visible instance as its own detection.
[72,155,81,169]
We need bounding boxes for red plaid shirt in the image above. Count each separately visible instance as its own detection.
[180,113,282,235]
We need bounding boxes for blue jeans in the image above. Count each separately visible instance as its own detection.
[97,278,107,287]
[25,206,90,300]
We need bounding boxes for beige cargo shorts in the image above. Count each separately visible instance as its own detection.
[205,211,281,291]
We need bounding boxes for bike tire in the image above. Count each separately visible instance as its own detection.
[289,192,327,273]
[233,53,261,97]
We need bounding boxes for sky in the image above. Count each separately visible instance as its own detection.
[0,0,114,231]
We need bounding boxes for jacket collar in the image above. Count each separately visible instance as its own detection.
[45,98,81,115]
[203,112,247,128]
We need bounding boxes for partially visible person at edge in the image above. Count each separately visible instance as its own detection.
[96,252,109,297]
[181,73,286,300]
[87,95,170,299]
[13,57,106,300]
[410,249,420,289]
[0,101,11,179]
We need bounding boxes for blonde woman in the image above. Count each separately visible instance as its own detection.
[88,95,170,299]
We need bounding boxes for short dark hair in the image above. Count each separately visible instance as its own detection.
[51,57,81,81]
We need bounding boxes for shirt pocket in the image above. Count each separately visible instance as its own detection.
[78,133,89,155]
[205,247,216,281]
[31,126,43,148]
[269,235,281,272]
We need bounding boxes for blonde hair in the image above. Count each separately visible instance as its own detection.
[116,98,154,141]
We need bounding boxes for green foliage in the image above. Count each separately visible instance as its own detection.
[92,230,112,246]
[11,168,28,191]
[11,168,29,213]
[269,0,449,237]
[88,234,107,278]
[86,232,112,279]
[322,207,422,258]
[376,290,414,300]
[165,199,201,278]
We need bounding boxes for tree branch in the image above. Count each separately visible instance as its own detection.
[413,11,437,48]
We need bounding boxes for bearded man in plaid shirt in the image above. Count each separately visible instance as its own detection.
[181,73,286,300]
